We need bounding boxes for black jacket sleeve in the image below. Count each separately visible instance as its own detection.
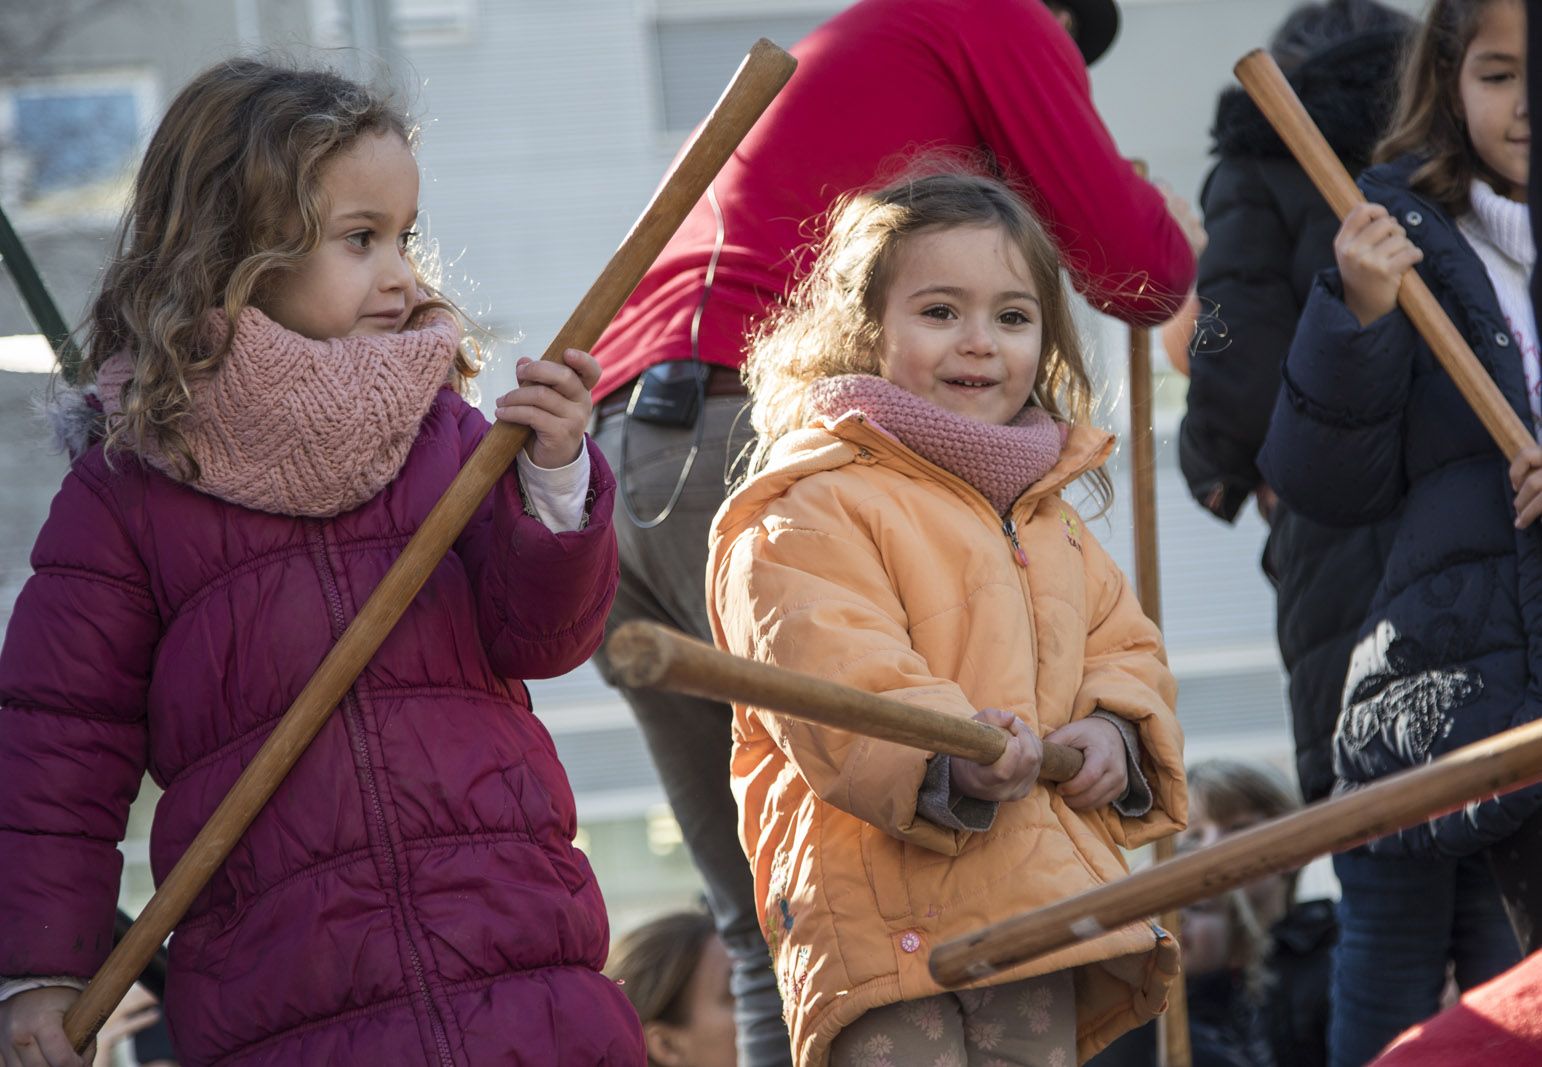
[1181,159,1323,521]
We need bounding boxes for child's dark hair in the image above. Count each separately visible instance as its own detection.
[743,167,1110,507]
[1376,0,1517,212]
[604,910,717,1067]
[83,57,477,479]
[1269,0,1414,72]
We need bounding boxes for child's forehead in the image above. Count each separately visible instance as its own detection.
[319,131,419,217]
[888,225,1036,287]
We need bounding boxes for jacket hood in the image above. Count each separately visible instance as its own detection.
[35,379,102,458]
[1211,28,1407,169]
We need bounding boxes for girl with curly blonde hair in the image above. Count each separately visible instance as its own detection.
[708,169,1186,1066]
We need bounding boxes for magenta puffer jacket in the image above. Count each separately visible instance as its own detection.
[0,389,643,1066]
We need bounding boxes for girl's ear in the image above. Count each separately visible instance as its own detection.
[643,1021,687,1067]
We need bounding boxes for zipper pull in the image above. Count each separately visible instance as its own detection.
[1002,518,1028,567]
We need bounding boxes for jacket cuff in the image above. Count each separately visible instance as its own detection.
[515,440,593,532]
[1283,273,1414,426]
[916,755,998,832]
[1091,709,1153,817]
[0,976,86,1004]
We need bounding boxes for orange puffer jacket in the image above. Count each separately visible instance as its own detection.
[707,413,1186,1066]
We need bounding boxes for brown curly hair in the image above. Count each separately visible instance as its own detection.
[81,57,479,480]
[742,167,1111,507]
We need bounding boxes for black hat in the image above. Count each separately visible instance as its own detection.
[1053,0,1121,66]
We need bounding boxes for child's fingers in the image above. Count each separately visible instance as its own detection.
[562,348,603,391]
[1515,474,1542,527]
[12,1030,69,1067]
[1336,202,1389,243]
[1383,244,1423,276]
[34,1027,84,1067]
[1061,764,1122,811]
[493,403,569,435]
[496,383,587,425]
[1508,445,1542,490]
[515,358,591,405]
[1059,754,1110,800]
[1353,215,1404,250]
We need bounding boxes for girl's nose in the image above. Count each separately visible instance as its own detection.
[959,318,995,357]
[385,248,415,293]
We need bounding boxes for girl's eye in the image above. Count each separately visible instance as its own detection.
[1000,309,1032,326]
[921,304,956,320]
[346,230,373,249]
[1481,72,1517,84]
[398,229,419,252]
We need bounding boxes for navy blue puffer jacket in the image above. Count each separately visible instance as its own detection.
[1259,154,1542,857]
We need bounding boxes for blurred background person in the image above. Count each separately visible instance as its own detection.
[608,911,738,1067]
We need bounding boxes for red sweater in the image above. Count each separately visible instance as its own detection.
[593,0,1195,398]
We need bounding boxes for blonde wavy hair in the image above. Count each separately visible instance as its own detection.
[80,57,479,480]
[742,169,1110,506]
[1375,0,1513,213]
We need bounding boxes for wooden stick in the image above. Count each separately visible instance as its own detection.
[63,39,799,1052]
[930,715,1542,986]
[1126,158,1189,1067]
[605,621,1085,782]
[1234,49,1533,461]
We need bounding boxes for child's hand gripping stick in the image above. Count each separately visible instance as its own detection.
[1234,49,1533,461]
[63,39,799,1054]
[603,621,1085,782]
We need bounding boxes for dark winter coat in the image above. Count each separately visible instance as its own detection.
[1263,898,1336,1067]
[1179,28,1406,802]
[1259,154,1542,857]
[0,390,644,1065]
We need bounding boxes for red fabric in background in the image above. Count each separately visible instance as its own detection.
[592,0,1195,399]
[1372,953,1542,1065]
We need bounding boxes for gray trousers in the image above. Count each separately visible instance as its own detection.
[592,396,791,1067]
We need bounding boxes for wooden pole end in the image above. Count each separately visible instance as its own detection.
[1232,47,1268,78]
[604,620,672,689]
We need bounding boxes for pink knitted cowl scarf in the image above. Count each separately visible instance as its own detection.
[96,307,461,517]
[806,374,1066,516]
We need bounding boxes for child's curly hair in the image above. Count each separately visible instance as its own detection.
[742,167,1110,507]
[80,57,479,480]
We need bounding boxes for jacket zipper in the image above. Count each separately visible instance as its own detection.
[308,523,455,1067]
[1001,517,1029,567]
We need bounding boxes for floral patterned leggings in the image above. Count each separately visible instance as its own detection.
[828,970,1077,1067]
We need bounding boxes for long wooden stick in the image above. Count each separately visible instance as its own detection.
[1128,160,1190,1067]
[930,715,1542,985]
[604,621,1085,782]
[1234,49,1533,460]
[64,40,799,1052]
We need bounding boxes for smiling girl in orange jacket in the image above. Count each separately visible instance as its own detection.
[707,171,1186,1067]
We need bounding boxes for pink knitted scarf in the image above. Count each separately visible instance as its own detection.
[806,375,1066,515]
[96,307,461,517]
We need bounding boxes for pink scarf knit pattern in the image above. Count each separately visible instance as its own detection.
[96,306,461,517]
[807,374,1066,515]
